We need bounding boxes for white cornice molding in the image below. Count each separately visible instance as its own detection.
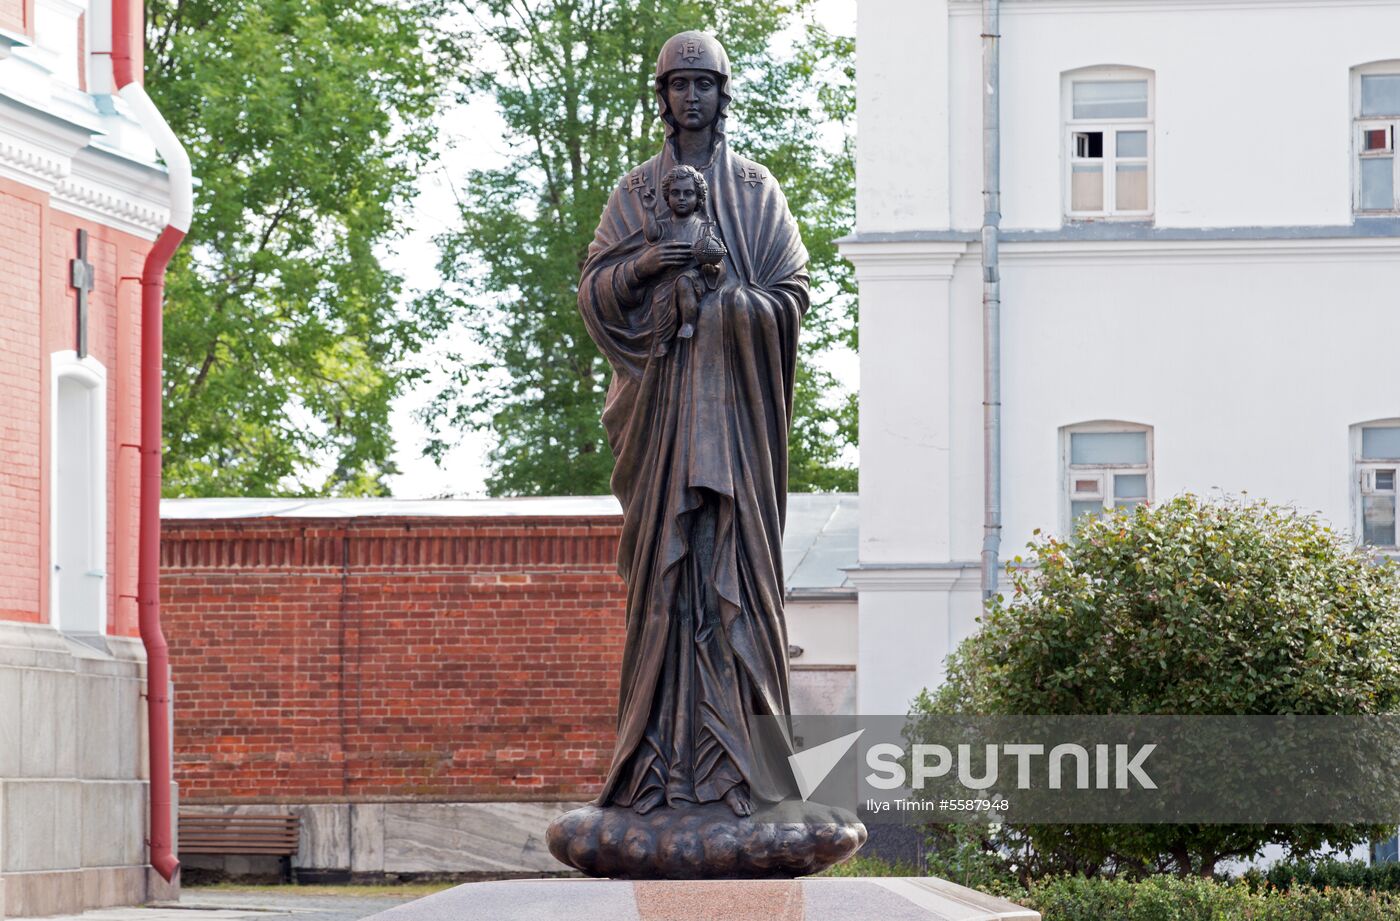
[0,97,88,189]
[0,134,70,184]
[845,563,982,593]
[837,238,970,282]
[52,147,170,239]
[998,236,1400,266]
[0,92,169,239]
[949,0,1400,14]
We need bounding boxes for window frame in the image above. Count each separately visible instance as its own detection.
[1062,68,1155,221]
[1353,421,1400,550]
[1353,64,1400,215]
[48,350,107,636]
[1061,422,1154,533]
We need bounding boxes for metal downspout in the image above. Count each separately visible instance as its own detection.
[981,0,1003,602]
[111,0,193,882]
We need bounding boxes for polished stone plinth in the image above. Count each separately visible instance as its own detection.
[545,801,865,879]
[363,877,1040,920]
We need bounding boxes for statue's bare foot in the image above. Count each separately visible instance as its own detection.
[632,790,664,815]
[724,786,752,817]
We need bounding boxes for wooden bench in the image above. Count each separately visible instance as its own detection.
[179,813,301,881]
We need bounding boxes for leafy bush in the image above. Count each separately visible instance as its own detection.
[824,857,1400,919]
[1022,875,1400,921]
[923,824,1022,892]
[922,494,1400,877]
[1023,876,1250,920]
[1250,857,1400,894]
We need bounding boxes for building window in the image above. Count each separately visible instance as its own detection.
[1064,69,1153,219]
[1063,423,1153,529]
[1356,422,1400,548]
[50,352,107,636]
[1355,66,1400,213]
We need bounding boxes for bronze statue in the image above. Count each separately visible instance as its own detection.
[547,30,864,880]
[641,165,725,353]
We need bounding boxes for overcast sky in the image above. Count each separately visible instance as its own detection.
[382,1,858,498]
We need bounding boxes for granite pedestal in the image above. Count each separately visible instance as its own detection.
[362,877,1040,921]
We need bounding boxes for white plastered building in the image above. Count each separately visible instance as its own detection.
[839,0,1400,714]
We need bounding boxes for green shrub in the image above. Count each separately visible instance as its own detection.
[825,855,1400,919]
[1022,876,1400,921]
[1251,857,1400,894]
[1025,876,1250,921]
[922,494,1400,877]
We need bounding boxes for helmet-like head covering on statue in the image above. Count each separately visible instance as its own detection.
[654,31,732,138]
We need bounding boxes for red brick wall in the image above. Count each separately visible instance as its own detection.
[0,0,29,37]
[161,516,628,803]
[0,186,44,623]
[0,176,150,636]
[46,208,146,638]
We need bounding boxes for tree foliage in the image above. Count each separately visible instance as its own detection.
[923,494,1400,878]
[422,0,856,496]
[146,0,449,495]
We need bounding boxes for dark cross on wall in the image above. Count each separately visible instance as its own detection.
[70,229,94,359]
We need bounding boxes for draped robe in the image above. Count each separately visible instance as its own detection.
[578,136,809,808]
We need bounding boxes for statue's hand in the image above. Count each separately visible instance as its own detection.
[634,242,692,280]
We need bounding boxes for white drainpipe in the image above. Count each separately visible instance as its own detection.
[981,0,1003,602]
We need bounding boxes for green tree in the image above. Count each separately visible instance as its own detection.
[146,0,448,496]
[422,0,857,496]
[923,494,1400,878]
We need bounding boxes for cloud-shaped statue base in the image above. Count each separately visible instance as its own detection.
[546,801,866,880]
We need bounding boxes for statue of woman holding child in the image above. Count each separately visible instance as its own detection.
[546,30,864,880]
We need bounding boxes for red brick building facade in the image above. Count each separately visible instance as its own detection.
[0,0,183,913]
[0,178,151,635]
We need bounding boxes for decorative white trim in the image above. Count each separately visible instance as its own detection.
[52,147,171,239]
[950,0,1400,14]
[0,134,70,183]
[0,86,171,239]
[0,98,87,189]
[996,236,1400,265]
[846,563,982,593]
[0,28,32,54]
[49,350,108,637]
[837,239,970,282]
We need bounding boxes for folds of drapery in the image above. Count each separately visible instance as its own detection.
[577,138,810,806]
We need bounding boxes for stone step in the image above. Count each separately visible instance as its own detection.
[362,877,1040,921]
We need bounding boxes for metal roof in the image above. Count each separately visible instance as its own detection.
[782,493,858,596]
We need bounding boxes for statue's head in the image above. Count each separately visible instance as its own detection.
[654,31,731,137]
[660,165,707,217]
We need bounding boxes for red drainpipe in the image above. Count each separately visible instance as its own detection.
[111,0,191,883]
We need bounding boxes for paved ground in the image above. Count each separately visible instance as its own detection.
[20,887,428,921]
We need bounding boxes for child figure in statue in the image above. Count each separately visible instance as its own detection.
[642,165,727,356]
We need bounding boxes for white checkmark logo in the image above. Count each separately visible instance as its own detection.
[788,729,865,801]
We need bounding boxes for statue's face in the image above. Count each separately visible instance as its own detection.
[664,69,721,131]
[666,177,698,216]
